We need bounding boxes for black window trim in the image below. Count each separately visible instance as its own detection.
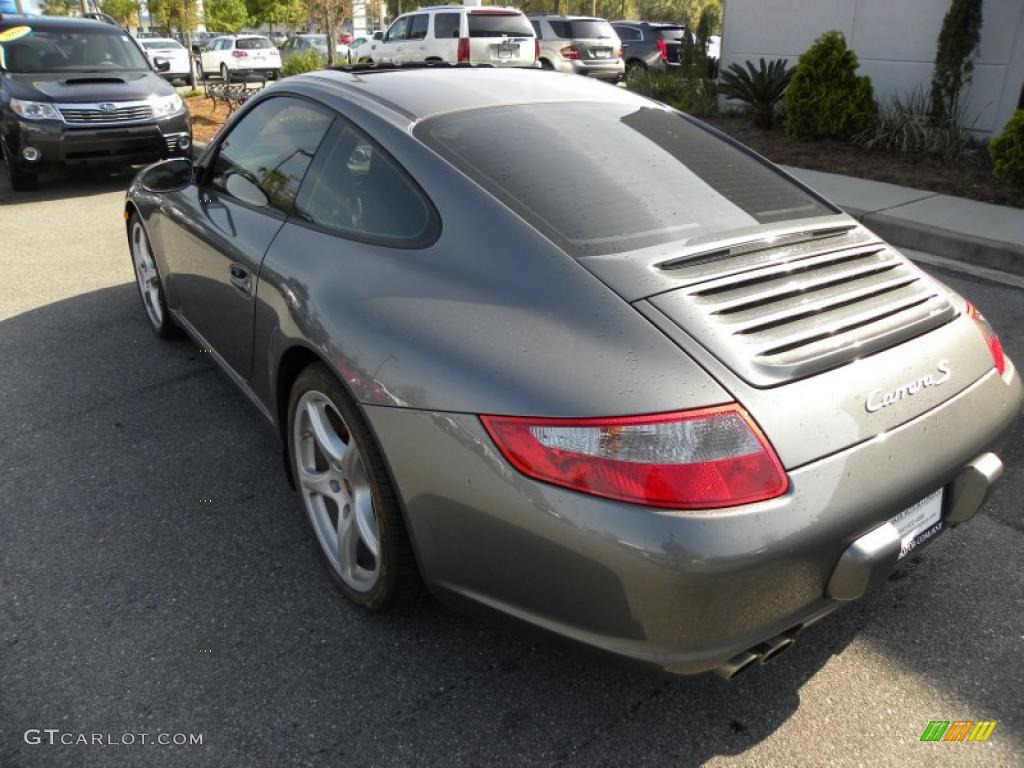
[288,114,442,251]
[198,93,336,220]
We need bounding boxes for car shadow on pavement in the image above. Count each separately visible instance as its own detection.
[0,167,136,204]
[0,283,1018,767]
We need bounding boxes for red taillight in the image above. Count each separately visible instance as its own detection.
[966,301,1006,375]
[559,44,580,60]
[232,49,248,58]
[617,47,623,59]
[656,38,668,61]
[534,37,540,61]
[481,405,788,509]
[457,37,470,62]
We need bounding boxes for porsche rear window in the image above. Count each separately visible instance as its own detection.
[415,102,835,257]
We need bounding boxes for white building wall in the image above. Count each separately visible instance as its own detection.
[721,0,1024,137]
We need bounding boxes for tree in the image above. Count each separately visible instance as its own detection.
[41,0,79,15]
[247,0,307,32]
[205,0,250,34]
[100,0,141,27]
[147,0,201,33]
[930,0,983,124]
[306,0,352,66]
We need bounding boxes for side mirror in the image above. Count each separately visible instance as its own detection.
[154,57,171,72]
[139,158,193,192]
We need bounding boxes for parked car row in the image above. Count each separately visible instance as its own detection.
[360,8,717,82]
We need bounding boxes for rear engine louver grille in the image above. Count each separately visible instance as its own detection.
[649,235,955,386]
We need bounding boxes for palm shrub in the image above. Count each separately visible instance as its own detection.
[281,49,326,77]
[784,30,876,140]
[854,86,977,159]
[718,58,793,129]
[989,110,1024,190]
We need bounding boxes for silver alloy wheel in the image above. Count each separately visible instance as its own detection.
[294,390,381,592]
[131,221,164,329]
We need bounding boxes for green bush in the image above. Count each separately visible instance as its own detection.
[281,49,326,77]
[718,58,793,128]
[627,69,716,116]
[784,30,876,141]
[930,0,983,123]
[989,110,1024,190]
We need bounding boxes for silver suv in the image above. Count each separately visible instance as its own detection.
[372,5,537,68]
[529,14,623,82]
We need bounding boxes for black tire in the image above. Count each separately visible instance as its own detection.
[220,63,230,82]
[626,59,645,75]
[3,142,38,191]
[540,58,554,70]
[128,213,180,339]
[287,362,421,611]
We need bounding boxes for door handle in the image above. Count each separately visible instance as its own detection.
[229,264,252,296]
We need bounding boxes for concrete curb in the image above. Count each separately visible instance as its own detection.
[783,166,1024,278]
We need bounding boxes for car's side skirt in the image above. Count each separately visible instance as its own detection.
[170,308,276,426]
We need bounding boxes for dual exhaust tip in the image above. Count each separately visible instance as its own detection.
[714,632,796,680]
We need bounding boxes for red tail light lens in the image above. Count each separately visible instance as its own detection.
[534,37,540,61]
[966,301,1006,375]
[231,49,248,57]
[656,38,668,61]
[559,44,579,60]
[481,405,788,509]
[617,47,623,59]
[457,37,470,62]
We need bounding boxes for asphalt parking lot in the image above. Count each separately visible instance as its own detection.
[1,169,1022,768]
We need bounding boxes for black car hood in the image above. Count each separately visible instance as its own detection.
[4,70,174,102]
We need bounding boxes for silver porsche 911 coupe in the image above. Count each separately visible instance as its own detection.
[125,67,1021,679]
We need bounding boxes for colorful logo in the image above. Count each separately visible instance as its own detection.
[920,720,997,742]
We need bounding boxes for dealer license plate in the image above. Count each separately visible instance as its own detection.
[888,489,943,559]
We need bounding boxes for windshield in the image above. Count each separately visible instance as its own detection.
[467,12,534,38]
[0,28,150,73]
[416,103,834,257]
[549,19,616,39]
[140,39,183,50]
[236,37,272,50]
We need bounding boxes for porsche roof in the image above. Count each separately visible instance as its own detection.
[302,67,649,123]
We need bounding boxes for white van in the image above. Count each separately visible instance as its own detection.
[371,5,538,67]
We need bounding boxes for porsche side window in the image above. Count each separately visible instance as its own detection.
[294,122,438,248]
[210,97,333,215]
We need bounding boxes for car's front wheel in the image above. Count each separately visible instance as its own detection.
[129,213,178,338]
[287,363,420,611]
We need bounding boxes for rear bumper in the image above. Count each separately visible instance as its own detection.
[5,112,191,170]
[552,58,625,80]
[364,361,1021,675]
